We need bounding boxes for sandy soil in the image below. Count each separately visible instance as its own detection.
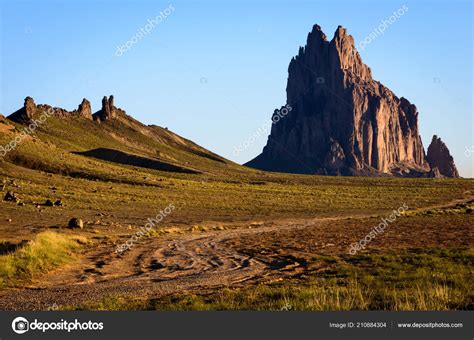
[0,196,472,310]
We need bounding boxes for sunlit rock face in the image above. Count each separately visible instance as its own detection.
[247,25,433,177]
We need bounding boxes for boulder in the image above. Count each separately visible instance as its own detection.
[68,218,84,229]
[3,191,19,202]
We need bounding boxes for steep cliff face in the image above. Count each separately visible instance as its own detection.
[246,25,430,176]
[427,135,459,178]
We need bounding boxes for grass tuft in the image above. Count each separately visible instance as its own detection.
[0,231,86,287]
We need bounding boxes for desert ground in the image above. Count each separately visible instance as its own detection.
[0,112,472,311]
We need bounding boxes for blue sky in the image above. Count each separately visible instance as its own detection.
[1,0,472,177]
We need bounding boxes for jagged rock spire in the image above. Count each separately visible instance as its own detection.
[246,24,433,177]
[427,135,459,178]
[77,98,92,119]
[7,97,37,123]
[7,96,120,122]
[94,95,117,121]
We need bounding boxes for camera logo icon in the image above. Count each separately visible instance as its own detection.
[12,317,29,334]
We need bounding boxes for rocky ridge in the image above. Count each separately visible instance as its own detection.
[7,95,128,123]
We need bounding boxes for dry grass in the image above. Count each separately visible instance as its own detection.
[149,249,474,311]
[72,248,474,311]
[0,112,473,311]
[0,231,87,287]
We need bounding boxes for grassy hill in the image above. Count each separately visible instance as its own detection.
[0,102,473,311]
[0,104,472,230]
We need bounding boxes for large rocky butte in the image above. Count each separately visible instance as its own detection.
[246,25,459,177]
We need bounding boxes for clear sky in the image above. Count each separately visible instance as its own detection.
[1,0,472,177]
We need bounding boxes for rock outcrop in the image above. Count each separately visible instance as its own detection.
[8,97,37,123]
[246,25,454,177]
[76,98,92,119]
[428,166,442,179]
[93,95,118,121]
[426,135,459,178]
[6,95,129,123]
[8,97,93,122]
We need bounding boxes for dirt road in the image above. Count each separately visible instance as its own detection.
[0,197,472,310]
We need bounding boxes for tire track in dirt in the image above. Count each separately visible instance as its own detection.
[0,221,309,310]
[0,196,472,310]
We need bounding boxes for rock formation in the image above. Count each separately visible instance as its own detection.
[76,98,92,119]
[428,166,442,179]
[246,25,457,177]
[7,95,126,123]
[426,135,459,178]
[8,97,37,123]
[8,97,93,121]
[93,95,118,121]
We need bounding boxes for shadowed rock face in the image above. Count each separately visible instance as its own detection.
[246,25,432,176]
[427,135,459,178]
